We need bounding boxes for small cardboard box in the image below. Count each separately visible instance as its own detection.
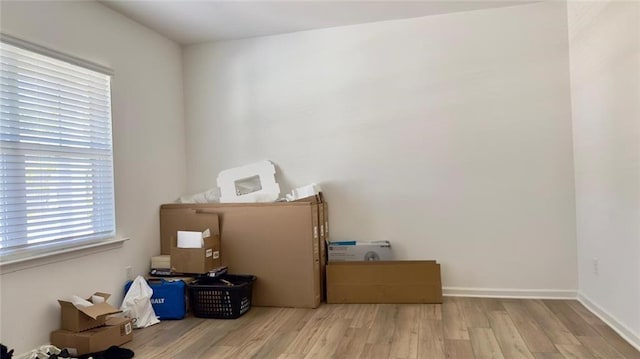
[326,260,443,304]
[51,317,133,356]
[151,255,170,269]
[169,214,221,274]
[171,236,220,274]
[328,241,392,262]
[58,293,121,332]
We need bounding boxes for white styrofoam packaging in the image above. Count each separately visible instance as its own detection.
[217,160,281,203]
[327,241,392,262]
[177,228,211,248]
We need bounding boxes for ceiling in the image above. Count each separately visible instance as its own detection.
[99,1,538,45]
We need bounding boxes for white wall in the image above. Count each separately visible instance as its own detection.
[184,2,577,294]
[0,1,186,354]
[567,0,640,346]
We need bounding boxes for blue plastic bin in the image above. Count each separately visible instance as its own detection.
[124,278,186,320]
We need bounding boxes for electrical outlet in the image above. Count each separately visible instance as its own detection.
[592,258,599,275]
[125,266,133,281]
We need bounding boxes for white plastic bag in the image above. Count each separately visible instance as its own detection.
[120,275,160,328]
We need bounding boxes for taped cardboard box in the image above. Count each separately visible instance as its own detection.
[326,261,442,304]
[51,317,133,356]
[58,293,121,332]
[160,202,321,308]
[168,213,221,274]
[171,238,220,274]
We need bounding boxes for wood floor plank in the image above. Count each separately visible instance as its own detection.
[418,319,446,359]
[197,345,235,359]
[481,298,507,313]
[533,353,565,359]
[591,324,640,359]
[366,304,398,345]
[461,297,491,328]
[489,310,535,359]
[445,339,475,358]
[389,305,420,359]
[423,303,443,321]
[220,308,293,358]
[568,302,640,357]
[359,343,392,359]
[305,319,351,358]
[469,327,504,359]
[284,304,334,355]
[524,300,581,346]
[333,328,370,359]
[555,344,596,358]
[443,297,470,340]
[565,301,604,326]
[542,300,599,337]
[501,299,557,354]
[277,354,305,359]
[351,304,380,329]
[252,308,316,358]
[577,335,626,359]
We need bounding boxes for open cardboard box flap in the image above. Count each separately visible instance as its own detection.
[58,292,121,320]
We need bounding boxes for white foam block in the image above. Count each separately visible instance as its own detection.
[177,230,205,248]
[217,160,280,203]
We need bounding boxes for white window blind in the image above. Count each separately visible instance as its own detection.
[0,38,115,259]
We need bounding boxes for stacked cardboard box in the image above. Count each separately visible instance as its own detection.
[50,293,133,356]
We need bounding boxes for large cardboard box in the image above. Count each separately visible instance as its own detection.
[326,261,443,304]
[328,241,392,262]
[58,293,121,332]
[160,202,321,308]
[51,317,133,356]
[166,213,221,274]
[294,194,328,300]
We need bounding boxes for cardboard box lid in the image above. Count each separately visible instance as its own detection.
[58,292,121,320]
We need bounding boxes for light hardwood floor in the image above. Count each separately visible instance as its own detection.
[123,297,639,358]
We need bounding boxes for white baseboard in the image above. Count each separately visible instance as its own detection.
[443,287,578,299]
[577,292,640,351]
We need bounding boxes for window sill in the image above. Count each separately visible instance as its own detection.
[0,237,129,275]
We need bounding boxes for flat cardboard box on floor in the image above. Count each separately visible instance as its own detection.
[58,293,121,332]
[326,261,443,304]
[168,213,221,274]
[160,202,321,308]
[50,317,133,356]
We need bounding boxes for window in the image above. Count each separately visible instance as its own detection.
[0,35,115,261]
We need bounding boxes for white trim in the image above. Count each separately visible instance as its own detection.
[1,33,113,76]
[0,237,128,274]
[577,292,640,351]
[443,287,578,299]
